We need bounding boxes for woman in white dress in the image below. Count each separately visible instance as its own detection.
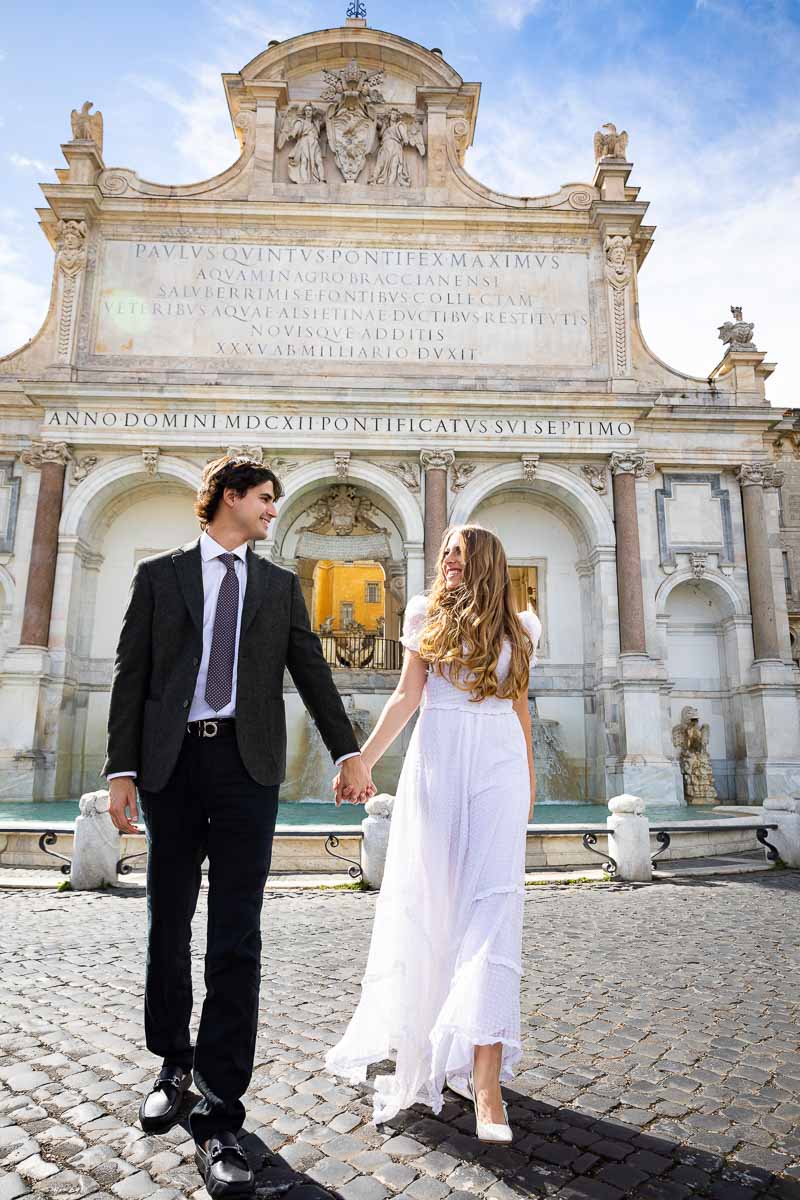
[326,525,541,1142]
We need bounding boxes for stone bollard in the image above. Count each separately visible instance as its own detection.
[607,793,652,882]
[763,796,800,867]
[361,793,395,889]
[71,789,119,890]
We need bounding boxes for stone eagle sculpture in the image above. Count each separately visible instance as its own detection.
[593,122,628,161]
[717,306,757,352]
[71,101,103,152]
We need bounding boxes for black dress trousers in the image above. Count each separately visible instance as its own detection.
[139,729,279,1143]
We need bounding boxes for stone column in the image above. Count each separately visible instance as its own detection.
[737,463,783,661]
[420,450,454,585]
[610,452,653,655]
[19,443,69,648]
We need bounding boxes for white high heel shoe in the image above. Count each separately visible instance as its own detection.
[469,1075,513,1144]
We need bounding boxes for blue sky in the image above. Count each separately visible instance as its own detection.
[2,0,798,407]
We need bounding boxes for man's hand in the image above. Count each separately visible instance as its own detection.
[108,777,141,834]
[334,755,375,806]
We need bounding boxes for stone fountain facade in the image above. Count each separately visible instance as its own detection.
[0,17,798,807]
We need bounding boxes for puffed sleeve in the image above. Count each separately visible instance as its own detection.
[400,594,430,653]
[518,610,542,667]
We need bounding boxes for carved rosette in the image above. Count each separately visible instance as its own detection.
[54,219,89,364]
[610,451,654,479]
[419,449,455,472]
[604,234,633,376]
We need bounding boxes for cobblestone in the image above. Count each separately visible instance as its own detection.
[0,873,797,1200]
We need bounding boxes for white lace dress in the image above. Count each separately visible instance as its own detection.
[326,594,541,1123]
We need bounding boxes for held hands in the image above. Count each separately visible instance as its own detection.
[108,777,142,835]
[333,754,376,806]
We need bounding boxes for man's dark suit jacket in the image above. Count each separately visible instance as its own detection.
[103,538,359,793]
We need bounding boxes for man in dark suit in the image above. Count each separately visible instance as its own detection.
[105,455,373,1197]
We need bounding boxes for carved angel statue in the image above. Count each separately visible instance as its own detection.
[371,108,426,187]
[277,104,326,184]
[71,101,103,152]
[672,705,718,803]
[717,305,757,352]
[593,122,628,161]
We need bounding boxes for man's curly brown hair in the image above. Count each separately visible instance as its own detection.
[194,456,283,527]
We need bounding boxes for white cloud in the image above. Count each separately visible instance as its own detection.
[466,63,799,408]
[127,3,315,181]
[486,0,543,29]
[0,231,51,359]
[8,152,49,172]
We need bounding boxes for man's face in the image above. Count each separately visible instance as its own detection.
[227,480,278,541]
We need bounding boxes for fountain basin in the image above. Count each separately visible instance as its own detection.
[0,808,767,874]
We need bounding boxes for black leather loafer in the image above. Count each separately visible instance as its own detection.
[195,1133,254,1198]
[138,1063,193,1133]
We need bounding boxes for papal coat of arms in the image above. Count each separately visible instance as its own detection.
[321,59,386,182]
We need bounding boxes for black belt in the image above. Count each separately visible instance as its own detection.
[186,718,236,739]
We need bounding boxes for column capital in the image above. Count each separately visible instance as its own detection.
[610,451,654,479]
[420,448,454,471]
[737,462,784,489]
[20,441,71,469]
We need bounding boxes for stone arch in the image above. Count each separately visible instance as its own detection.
[660,573,746,803]
[654,568,745,619]
[60,455,202,541]
[449,461,616,550]
[268,460,424,553]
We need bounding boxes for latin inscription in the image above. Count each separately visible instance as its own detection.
[46,409,633,440]
[94,241,593,366]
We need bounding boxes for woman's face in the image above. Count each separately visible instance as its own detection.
[442,532,465,590]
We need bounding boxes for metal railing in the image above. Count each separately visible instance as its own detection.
[0,825,364,883]
[319,634,402,670]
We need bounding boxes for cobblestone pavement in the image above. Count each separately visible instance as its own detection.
[1,872,799,1200]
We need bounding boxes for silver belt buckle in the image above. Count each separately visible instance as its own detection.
[200,720,218,738]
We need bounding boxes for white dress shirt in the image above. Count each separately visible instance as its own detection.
[108,530,358,779]
[189,531,248,722]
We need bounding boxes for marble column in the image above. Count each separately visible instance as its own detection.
[420,449,454,585]
[610,452,652,655]
[737,463,783,661]
[19,443,69,648]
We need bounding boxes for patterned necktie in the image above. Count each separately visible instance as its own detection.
[205,553,239,711]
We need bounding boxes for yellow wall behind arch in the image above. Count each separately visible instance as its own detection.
[312,561,385,630]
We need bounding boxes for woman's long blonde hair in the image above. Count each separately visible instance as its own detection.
[418,525,532,702]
